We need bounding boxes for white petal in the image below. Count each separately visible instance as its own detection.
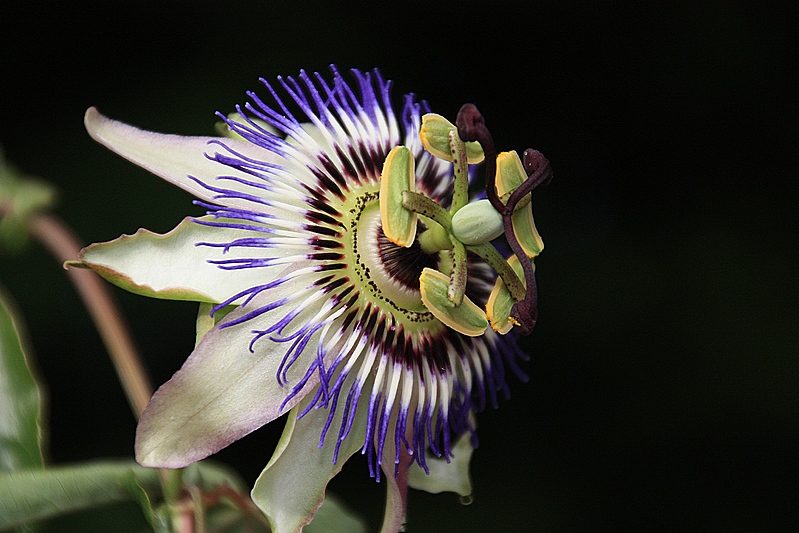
[135,287,320,468]
[84,107,280,206]
[79,217,287,304]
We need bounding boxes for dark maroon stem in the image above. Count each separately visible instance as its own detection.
[456,105,552,335]
[506,149,552,335]
[456,104,503,212]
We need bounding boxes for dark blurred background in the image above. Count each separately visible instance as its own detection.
[1,1,796,531]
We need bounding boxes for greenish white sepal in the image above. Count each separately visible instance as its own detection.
[78,217,279,304]
[408,419,475,497]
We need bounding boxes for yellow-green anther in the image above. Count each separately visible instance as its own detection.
[486,255,529,334]
[380,145,417,247]
[450,199,504,245]
[448,237,468,306]
[419,268,488,337]
[449,129,469,214]
[499,190,531,211]
[496,151,545,257]
[420,114,484,164]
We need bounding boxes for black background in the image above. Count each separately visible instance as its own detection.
[1,1,796,531]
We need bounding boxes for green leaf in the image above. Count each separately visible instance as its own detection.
[0,287,45,472]
[118,469,160,531]
[124,461,252,533]
[183,461,271,533]
[203,505,270,533]
[181,461,247,495]
[0,460,162,531]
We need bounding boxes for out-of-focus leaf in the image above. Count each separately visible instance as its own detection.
[43,501,152,533]
[119,469,162,532]
[127,461,258,533]
[182,461,271,533]
[0,287,45,472]
[149,507,174,533]
[0,149,56,252]
[181,460,247,494]
[203,505,270,533]
[0,460,161,530]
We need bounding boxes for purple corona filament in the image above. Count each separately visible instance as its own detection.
[189,68,532,478]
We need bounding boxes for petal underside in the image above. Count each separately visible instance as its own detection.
[380,462,406,533]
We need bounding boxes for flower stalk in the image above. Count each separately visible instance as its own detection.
[29,213,153,419]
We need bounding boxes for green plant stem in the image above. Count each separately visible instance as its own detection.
[28,213,154,419]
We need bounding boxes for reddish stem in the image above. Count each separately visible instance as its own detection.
[28,213,153,418]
